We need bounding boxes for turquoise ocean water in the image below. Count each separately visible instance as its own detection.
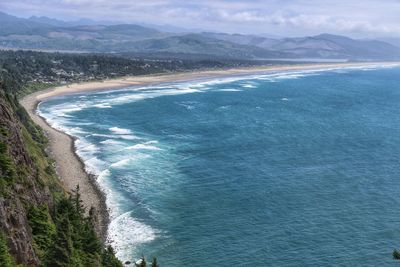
[39,65,400,266]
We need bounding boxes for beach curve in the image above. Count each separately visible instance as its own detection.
[19,61,399,241]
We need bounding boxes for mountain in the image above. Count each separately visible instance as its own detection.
[270,34,400,60]
[0,12,399,61]
[201,32,278,47]
[378,37,400,49]
[204,32,400,60]
[118,34,289,59]
[0,11,53,36]
[28,15,121,27]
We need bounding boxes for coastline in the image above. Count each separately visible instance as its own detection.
[20,96,110,240]
[18,61,399,241]
[27,61,398,101]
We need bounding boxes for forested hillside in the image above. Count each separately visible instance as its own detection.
[0,50,273,97]
[0,49,138,267]
[0,48,261,266]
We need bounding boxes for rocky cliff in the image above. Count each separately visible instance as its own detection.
[0,91,58,265]
[0,83,122,266]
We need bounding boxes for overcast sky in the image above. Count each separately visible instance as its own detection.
[1,0,400,37]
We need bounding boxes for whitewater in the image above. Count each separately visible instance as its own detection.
[38,64,400,265]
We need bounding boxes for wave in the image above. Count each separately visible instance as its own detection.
[93,103,112,108]
[96,169,158,262]
[241,84,256,88]
[83,156,105,175]
[110,154,151,168]
[92,133,141,140]
[216,88,243,92]
[39,64,400,114]
[36,62,400,261]
[110,158,131,168]
[125,141,162,151]
[109,127,132,135]
[107,211,157,261]
[100,139,124,145]
[177,101,197,110]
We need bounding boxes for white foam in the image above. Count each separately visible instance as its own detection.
[100,139,123,145]
[217,105,231,110]
[242,84,256,88]
[96,169,158,262]
[177,101,196,110]
[281,98,289,101]
[109,127,132,135]
[37,62,400,262]
[75,139,99,153]
[93,103,112,108]
[110,154,151,168]
[69,127,88,134]
[92,133,141,140]
[110,158,131,168]
[125,142,162,151]
[217,88,243,92]
[83,157,105,175]
[92,133,119,138]
[145,140,158,145]
[119,135,141,140]
[107,212,157,261]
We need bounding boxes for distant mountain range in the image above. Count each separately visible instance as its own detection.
[1,11,399,61]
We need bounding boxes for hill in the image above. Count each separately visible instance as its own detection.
[0,12,400,61]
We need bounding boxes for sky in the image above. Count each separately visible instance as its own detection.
[1,0,400,38]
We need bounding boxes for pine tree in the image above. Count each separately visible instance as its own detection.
[45,214,74,267]
[102,246,123,267]
[27,205,56,254]
[71,184,85,216]
[81,219,101,255]
[393,249,400,259]
[151,257,159,267]
[0,232,13,267]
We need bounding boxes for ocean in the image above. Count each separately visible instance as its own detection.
[39,65,400,266]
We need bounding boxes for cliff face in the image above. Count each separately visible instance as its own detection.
[0,87,123,267]
[0,92,57,266]
[0,49,131,266]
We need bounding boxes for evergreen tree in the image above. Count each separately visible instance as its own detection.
[81,219,101,255]
[45,214,74,267]
[393,249,400,260]
[102,246,123,267]
[0,232,14,267]
[71,184,85,216]
[27,205,56,255]
[151,257,159,267]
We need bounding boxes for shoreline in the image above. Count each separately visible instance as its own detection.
[19,61,399,242]
[20,98,110,240]
[28,61,398,101]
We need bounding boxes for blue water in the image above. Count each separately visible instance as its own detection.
[39,65,400,266]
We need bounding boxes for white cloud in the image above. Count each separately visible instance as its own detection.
[1,0,400,37]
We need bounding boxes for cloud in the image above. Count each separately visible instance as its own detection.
[1,0,400,37]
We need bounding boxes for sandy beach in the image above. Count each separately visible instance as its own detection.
[18,61,398,239]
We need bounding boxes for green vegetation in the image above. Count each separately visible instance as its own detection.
[0,50,127,266]
[0,141,16,187]
[37,186,123,267]
[394,249,400,260]
[134,256,159,267]
[0,232,15,267]
[0,49,265,98]
[27,205,56,258]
